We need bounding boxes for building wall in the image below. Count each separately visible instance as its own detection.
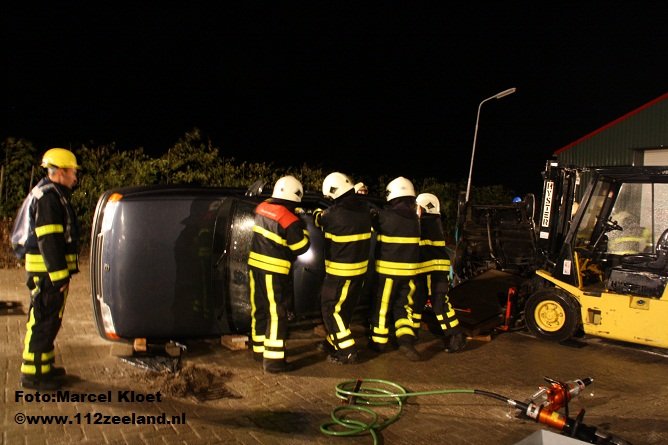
[555,93,668,167]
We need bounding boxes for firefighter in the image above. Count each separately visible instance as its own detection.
[412,193,467,352]
[314,172,372,364]
[368,176,422,361]
[247,175,311,373]
[19,148,81,391]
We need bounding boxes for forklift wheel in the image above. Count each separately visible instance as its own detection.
[525,289,580,343]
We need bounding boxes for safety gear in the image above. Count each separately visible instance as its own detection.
[21,373,62,391]
[263,358,294,373]
[354,182,368,194]
[512,196,522,203]
[41,148,80,169]
[398,343,422,361]
[272,175,303,202]
[322,172,354,200]
[327,349,359,365]
[443,331,467,353]
[385,176,415,201]
[416,193,441,215]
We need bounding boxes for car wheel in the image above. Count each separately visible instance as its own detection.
[525,288,580,343]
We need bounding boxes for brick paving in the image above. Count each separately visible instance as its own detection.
[2,263,667,445]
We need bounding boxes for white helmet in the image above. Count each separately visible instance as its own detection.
[354,182,368,194]
[272,175,304,202]
[416,193,440,214]
[322,172,354,199]
[385,176,415,201]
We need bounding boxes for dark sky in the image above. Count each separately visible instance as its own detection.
[3,3,667,196]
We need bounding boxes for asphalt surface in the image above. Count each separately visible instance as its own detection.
[2,262,668,445]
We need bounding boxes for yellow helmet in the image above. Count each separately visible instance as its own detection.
[41,148,80,169]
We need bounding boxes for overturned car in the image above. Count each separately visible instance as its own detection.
[89,183,377,344]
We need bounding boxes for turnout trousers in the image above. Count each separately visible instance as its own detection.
[248,268,290,362]
[21,276,68,377]
[412,272,461,335]
[369,275,417,347]
[321,275,364,352]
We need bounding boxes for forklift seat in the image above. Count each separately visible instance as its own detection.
[620,228,668,273]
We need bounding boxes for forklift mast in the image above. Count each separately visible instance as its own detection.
[536,161,582,266]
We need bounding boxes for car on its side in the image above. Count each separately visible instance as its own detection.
[89,182,379,344]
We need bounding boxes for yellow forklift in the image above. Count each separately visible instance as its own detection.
[450,161,668,349]
[525,161,668,349]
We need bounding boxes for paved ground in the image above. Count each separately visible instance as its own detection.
[2,262,668,445]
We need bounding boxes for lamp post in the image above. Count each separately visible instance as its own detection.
[464,87,517,202]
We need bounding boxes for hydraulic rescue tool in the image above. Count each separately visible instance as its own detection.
[321,376,632,445]
[506,376,632,444]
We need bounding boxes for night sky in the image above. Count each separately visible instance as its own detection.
[3,3,667,196]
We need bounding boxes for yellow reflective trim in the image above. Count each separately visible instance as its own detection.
[333,281,350,333]
[265,338,285,348]
[253,226,287,246]
[396,326,415,337]
[419,239,446,247]
[324,232,372,243]
[376,260,420,276]
[248,252,291,274]
[325,260,368,276]
[377,278,392,331]
[35,224,64,237]
[377,234,420,244]
[22,349,55,361]
[371,336,388,344]
[49,269,70,282]
[289,233,309,252]
[20,363,51,375]
[264,350,285,359]
[338,338,355,349]
[335,328,352,340]
[266,275,279,341]
[418,258,451,273]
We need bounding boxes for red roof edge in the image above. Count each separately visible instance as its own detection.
[553,92,668,155]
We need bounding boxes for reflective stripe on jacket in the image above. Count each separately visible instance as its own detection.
[248,199,310,275]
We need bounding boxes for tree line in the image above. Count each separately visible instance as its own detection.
[0,129,515,266]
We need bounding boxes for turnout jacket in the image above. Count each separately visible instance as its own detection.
[247,198,310,275]
[24,177,80,288]
[418,213,451,279]
[372,196,421,277]
[315,192,372,277]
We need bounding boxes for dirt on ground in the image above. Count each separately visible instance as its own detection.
[136,362,240,401]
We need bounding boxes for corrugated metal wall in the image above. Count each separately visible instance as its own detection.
[556,93,668,167]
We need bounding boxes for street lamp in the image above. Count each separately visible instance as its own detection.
[464,87,517,202]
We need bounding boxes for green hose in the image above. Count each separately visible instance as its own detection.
[320,378,476,444]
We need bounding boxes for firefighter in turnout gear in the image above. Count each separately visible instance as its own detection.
[314,172,372,365]
[18,148,80,391]
[369,176,422,361]
[413,193,467,352]
[247,175,311,373]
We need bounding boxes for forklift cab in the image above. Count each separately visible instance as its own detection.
[548,166,668,292]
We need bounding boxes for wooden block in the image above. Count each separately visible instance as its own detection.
[221,335,249,350]
[468,334,493,342]
[133,338,147,352]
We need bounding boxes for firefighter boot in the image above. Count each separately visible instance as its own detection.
[443,331,467,353]
[21,373,62,391]
[50,364,67,377]
[397,337,421,361]
[327,348,359,365]
[263,358,294,374]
